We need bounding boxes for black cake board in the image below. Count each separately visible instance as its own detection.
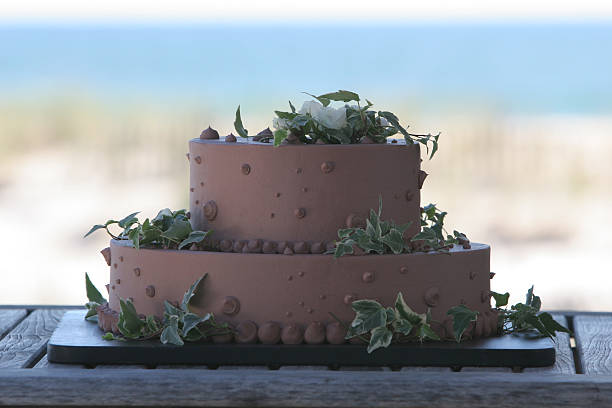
[48,311,555,368]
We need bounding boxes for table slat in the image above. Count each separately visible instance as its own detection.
[524,314,575,374]
[574,315,612,375]
[0,309,27,340]
[0,369,610,407]
[0,309,66,369]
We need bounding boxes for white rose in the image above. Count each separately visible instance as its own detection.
[298,100,323,116]
[273,117,289,130]
[313,106,347,130]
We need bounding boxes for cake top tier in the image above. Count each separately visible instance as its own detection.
[188,138,426,247]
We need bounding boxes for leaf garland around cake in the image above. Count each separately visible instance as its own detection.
[84,208,213,251]
[331,292,440,353]
[234,90,440,156]
[85,274,234,345]
[492,286,571,339]
[333,198,469,258]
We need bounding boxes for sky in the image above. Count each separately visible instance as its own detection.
[2,0,612,22]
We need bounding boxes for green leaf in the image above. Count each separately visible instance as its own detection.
[333,240,354,258]
[381,228,405,254]
[352,299,384,315]
[273,129,287,147]
[234,105,249,138]
[289,100,296,113]
[367,326,393,353]
[84,224,106,238]
[539,312,571,336]
[447,305,479,343]
[164,300,183,317]
[394,319,413,336]
[181,274,207,312]
[303,92,330,107]
[118,212,140,228]
[145,315,160,333]
[491,291,510,308]
[161,218,192,242]
[416,324,440,342]
[160,315,184,346]
[526,286,542,312]
[85,272,106,304]
[152,208,173,224]
[378,111,409,139]
[117,299,145,339]
[178,230,211,250]
[337,228,354,239]
[394,292,424,325]
[182,312,211,337]
[127,228,140,249]
[274,110,298,120]
[317,90,360,103]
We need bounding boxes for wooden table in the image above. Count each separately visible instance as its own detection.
[1,306,611,407]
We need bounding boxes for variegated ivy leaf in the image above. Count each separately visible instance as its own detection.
[160,315,184,346]
[333,240,355,258]
[273,129,287,146]
[380,229,405,254]
[367,326,393,354]
[447,305,479,343]
[394,319,414,336]
[178,230,212,250]
[182,312,211,338]
[181,274,207,312]
[416,324,440,342]
[394,292,426,326]
[161,218,192,243]
[117,299,145,339]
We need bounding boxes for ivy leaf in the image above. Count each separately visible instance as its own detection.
[416,324,440,342]
[447,305,479,343]
[164,300,183,317]
[526,286,542,312]
[333,240,354,258]
[160,315,184,346]
[183,312,211,337]
[289,100,296,113]
[538,312,571,336]
[117,299,145,339]
[394,319,413,336]
[84,224,106,238]
[118,212,140,228]
[273,129,287,147]
[380,228,405,254]
[338,228,354,239]
[178,230,212,250]
[367,326,393,354]
[317,90,360,103]
[378,111,409,140]
[181,274,207,312]
[394,292,425,325]
[303,92,330,107]
[145,315,160,333]
[161,218,192,242]
[491,291,510,308]
[352,299,384,315]
[234,105,249,138]
[127,228,140,249]
[274,111,298,120]
[85,272,106,304]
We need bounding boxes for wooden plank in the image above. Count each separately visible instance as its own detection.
[0,369,610,407]
[0,309,27,340]
[524,314,575,374]
[33,355,86,369]
[574,315,612,375]
[0,309,66,369]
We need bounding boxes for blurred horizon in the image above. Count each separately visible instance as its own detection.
[1,16,611,311]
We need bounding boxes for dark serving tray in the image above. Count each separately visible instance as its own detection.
[48,311,555,368]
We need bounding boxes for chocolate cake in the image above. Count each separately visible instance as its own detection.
[96,135,496,344]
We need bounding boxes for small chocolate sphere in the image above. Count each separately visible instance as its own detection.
[258,322,281,344]
[424,287,440,307]
[304,322,326,344]
[220,239,234,252]
[310,242,325,254]
[233,240,247,253]
[262,241,277,254]
[247,239,262,253]
[293,241,309,254]
[236,321,258,344]
[222,296,241,316]
[281,324,304,345]
[326,322,347,345]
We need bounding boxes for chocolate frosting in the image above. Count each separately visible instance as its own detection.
[200,126,220,140]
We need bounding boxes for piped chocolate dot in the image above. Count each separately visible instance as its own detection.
[306,308,313,314]
[115,279,121,284]
[233,240,246,253]
[200,126,219,140]
[258,322,281,344]
[204,200,218,221]
[281,324,304,345]
[100,247,111,266]
[469,271,477,280]
[246,239,262,253]
[286,311,293,318]
[225,133,237,143]
[296,168,303,174]
[275,192,281,198]
[344,294,357,305]
[326,322,347,345]
[186,153,190,161]
[287,275,293,281]
[241,163,251,175]
[405,190,414,202]
[145,285,155,298]
[481,290,491,303]
[302,187,308,192]
[111,285,115,290]
[270,213,275,218]
[298,301,304,307]
[133,267,141,277]
[220,239,234,252]
[119,256,124,262]
[298,271,305,277]
[195,200,200,205]
[236,321,258,344]
[319,294,326,300]
[194,156,202,165]
[320,161,334,174]
[283,246,294,255]
[221,296,241,316]
[200,182,204,187]
[277,241,289,254]
[362,271,375,283]
[190,187,194,192]
[400,266,409,274]
[294,208,306,219]
[113,263,118,269]
[424,287,440,307]
[304,322,326,344]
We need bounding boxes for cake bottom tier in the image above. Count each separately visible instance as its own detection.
[102,240,497,344]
